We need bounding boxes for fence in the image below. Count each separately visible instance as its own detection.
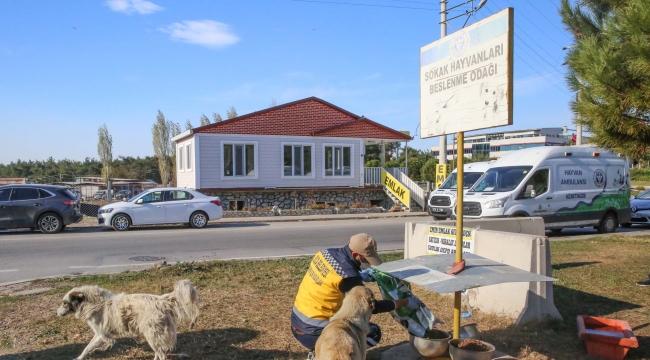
[364,167,407,185]
[396,170,427,209]
[25,176,159,218]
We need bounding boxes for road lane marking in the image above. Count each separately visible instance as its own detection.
[0,269,19,273]
[70,263,158,269]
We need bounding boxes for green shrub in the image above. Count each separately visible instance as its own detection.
[631,168,650,182]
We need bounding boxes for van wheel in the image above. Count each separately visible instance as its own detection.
[38,213,63,234]
[550,229,563,235]
[190,211,208,228]
[510,212,529,218]
[112,214,131,231]
[597,212,618,234]
[620,223,632,228]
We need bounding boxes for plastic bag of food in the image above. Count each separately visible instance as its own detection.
[369,268,442,338]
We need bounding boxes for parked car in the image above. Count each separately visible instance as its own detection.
[113,189,132,200]
[0,184,83,233]
[621,189,650,227]
[97,188,223,231]
[93,190,108,200]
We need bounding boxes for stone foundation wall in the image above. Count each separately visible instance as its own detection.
[222,207,385,218]
[203,189,390,211]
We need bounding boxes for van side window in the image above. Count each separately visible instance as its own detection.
[522,169,549,197]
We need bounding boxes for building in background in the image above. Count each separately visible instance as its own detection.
[431,128,572,159]
[0,178,29,186]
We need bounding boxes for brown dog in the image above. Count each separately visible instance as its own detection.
[315,286,376,360]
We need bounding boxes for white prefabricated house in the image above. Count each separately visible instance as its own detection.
[172,97,417,210]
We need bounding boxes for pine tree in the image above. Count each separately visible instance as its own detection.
[199,114,210,126]
[560,0,650,158]
[185,119,193,131]
[213,112,222,123]
[226,106,238,119]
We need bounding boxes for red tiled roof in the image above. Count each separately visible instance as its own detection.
[192,97,412,141]
[313,118,411,140]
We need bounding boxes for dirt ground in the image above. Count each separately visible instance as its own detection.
[0,236,648,360]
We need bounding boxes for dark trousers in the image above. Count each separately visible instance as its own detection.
[291,322,382,351]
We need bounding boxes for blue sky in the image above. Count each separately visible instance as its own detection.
[0,0,574,164]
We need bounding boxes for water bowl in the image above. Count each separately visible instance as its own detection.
[409,329,451,358]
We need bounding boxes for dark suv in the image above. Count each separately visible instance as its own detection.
[0,185,83,234]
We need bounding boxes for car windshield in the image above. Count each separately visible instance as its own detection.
[469,166,533,192]
[127,193,145,202]
[439,172,484,190]
[637,189,650,200]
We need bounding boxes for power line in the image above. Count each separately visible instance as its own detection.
[522,0,572,39]
[514,53,570,95]
[513,22,565,67]
[289,0,439,10]
[480,3,568,93]
[391,0,441,5]
[489,0,567,48]
[514,33,565,76]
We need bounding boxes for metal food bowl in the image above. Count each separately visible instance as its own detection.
[459,324,481,339]
[448,338,495,360]
[409,330,452,358]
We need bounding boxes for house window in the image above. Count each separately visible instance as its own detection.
[324,145,352,177]
[283,144,313,177]
[186,144,192,170]
[178,147,184,171]
[223,142,256,178]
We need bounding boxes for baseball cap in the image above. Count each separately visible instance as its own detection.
[349,233,383,266]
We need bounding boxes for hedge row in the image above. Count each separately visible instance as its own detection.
[631,168,650,182]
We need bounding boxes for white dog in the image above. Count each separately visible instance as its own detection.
[57,279,199,360]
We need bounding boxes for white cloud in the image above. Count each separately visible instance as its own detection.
[158,20,240,49]
[105,0,164,14]
[363,72,381,80]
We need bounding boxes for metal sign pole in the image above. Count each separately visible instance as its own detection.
[453,131,464,339]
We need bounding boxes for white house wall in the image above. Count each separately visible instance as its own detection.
[197,134,362,189]
[176,137,196,189]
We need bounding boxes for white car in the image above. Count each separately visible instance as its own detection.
[97,188,223,231]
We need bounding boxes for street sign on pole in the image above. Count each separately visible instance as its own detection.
[420,7,514,138]
[421,6,514,340]
[435,164,450,189]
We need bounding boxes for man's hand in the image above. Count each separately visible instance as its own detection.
[405,296,423,310]
[394,296,424,310]
[359,268,375,282]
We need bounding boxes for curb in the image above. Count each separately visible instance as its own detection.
[219,213,429,224]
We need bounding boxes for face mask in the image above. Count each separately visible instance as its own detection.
[360,262,371,270]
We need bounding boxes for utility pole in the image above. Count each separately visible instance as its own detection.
[562,45,583,145]
[439,0,448,166]
[576,124,582,145]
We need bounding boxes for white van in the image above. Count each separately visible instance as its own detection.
[464,146,631,234]
[427,162,493,220]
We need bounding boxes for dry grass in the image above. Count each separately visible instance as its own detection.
[0,237,649,359]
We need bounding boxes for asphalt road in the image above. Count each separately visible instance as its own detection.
[1,216,649,286]
[0,216,428,286]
